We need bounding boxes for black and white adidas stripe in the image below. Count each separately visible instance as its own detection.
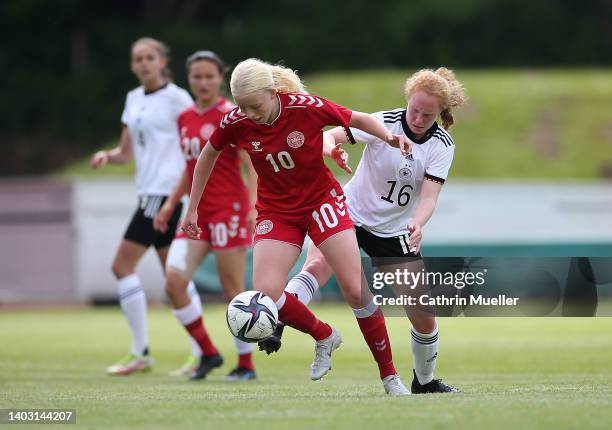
[382,109,405,124]
[140,195,164,219]
[411,329,439,345]
[293,273,317,297]
[432,128,454,148]
[119,286,144,302]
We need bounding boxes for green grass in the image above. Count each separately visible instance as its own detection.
[60,69,612,179]
[1,305,611,429]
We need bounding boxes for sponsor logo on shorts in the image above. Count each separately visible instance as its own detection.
[255,219,274,235]
[286,131,305,148]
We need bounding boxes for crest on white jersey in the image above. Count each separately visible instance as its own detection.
[398,154,414,183]
[286,131,305,148]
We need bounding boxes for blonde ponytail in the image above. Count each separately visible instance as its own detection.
[270,65,305,94]
[404,67,467,130]
[230,58,305,99]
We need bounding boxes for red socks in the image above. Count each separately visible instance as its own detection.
[356,308,397,379]
[277,292,332,341]
[238,352,254,370]
[185,316,219,357]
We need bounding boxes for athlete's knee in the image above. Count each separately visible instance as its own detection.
[303,255,332,285]
[219,272,244,301]
[111,260,133,279]
[342,285,368,309]
[165,271,189,299]
[410,316,437,334]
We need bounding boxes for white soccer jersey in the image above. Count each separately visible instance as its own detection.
[121,82,193,196]
[343,108,455,237]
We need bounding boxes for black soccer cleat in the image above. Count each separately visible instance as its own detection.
[411,369,459,393]
[226,366,257,381]
[258,324,285,355]
[189,353,224,380]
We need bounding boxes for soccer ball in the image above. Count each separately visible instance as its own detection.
[226,291,279,343]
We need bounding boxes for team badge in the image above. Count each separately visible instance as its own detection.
[251,141,262,152]
[200,123,215,140]
[255,220,274,235]
[286,131,305,148]
[398,154,414,182]
[232,202,241,212]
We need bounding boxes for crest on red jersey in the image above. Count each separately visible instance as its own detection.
[256,220,274,235]
[200,123,215,140]
[286,131,305,149]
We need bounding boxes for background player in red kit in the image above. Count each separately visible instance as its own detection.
[154,51,258,380]
[182,58,413,395]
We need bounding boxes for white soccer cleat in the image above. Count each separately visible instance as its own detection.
[106,353,154,376]
[310,327,342,380]
[382,374,411,396]
[168,355,198,377]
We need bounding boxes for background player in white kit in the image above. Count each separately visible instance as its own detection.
[90,37,197,375]
[260,67,467,393]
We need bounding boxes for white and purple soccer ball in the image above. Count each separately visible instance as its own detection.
[226,290,279,343]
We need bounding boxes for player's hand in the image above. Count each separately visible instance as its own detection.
[408,222,422,254]
[331,143,352,174]
[154,201,175,233]
[180,209,201,240]
[386,134,413,156]
[90,150,109,169]
[246,207,257,236]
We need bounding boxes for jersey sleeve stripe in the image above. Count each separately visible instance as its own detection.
[424,173,446,185]
[433,129,455,145]
[432,131,453,147]
[384,118,403,124]
[343,127,357,144]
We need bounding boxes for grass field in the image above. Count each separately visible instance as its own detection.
[60,69,612,180]
[2,305,611,430]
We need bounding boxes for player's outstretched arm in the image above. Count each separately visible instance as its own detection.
[322,131,351,174]
[238,149,258,233]
[154,167,188,233]
[408,180,443,253]
[90,126,133,168]
[181,142,221,239]
[349,111,413,155]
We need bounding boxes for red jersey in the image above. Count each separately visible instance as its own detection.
[178,98,248,212]
[209,93,352,214]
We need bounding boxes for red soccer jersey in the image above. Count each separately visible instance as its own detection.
[178,98,248,212]
[209,93,352,214]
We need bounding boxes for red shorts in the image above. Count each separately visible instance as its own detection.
[176,203,252,250]
[253,192,354,249]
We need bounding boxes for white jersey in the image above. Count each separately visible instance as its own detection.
[344,108,454,237]
[121,82,193,196]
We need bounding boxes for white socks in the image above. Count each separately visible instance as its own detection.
[352,298,379,319]
[117,274,148,356]
[286,270,319,306]
[172,299,200,326]
[233,337,254,354]
[411,325,439,385]
[187,281,203,357]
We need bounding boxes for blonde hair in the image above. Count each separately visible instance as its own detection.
[131,37,172,79]
[230,58,305,98]
[404,67,467,130]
